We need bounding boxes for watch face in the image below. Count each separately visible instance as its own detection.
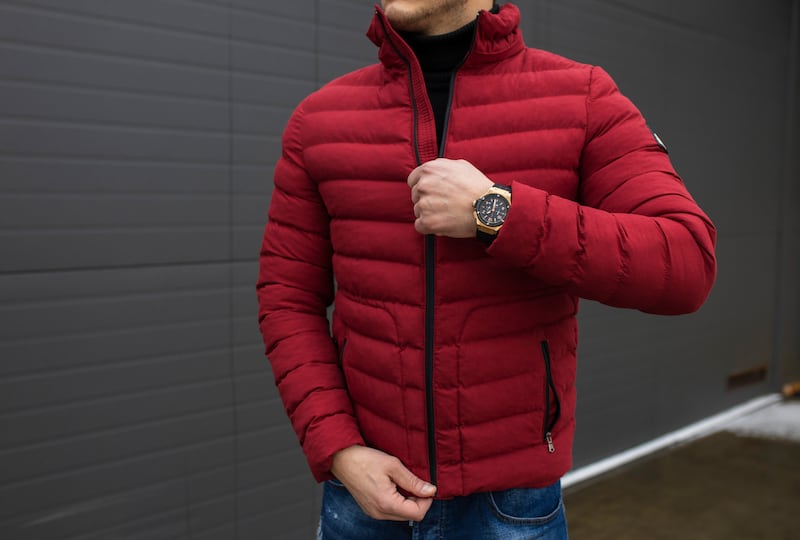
[475,193,510,227]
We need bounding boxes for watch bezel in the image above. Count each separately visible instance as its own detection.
[474,193,510,227]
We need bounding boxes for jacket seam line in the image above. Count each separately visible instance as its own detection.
[338,288,422,309]
[579,65,595,181]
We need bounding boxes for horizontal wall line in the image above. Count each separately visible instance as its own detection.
[0,37,317,80]
[1,0,319,46]
[562,393,783,489]
[0,258,257,278]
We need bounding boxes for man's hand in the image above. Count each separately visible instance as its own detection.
[407,158,493,237]
[330,445,437,521]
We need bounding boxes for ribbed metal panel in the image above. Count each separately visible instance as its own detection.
[525,0,798,466]
[0,0,364,538]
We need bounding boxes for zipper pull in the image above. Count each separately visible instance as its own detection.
[545,432,555,453]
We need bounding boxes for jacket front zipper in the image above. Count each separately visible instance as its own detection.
[377,11,479,487]
[378,14,438,485]
[421,71,462,488]
[540,341,561,453]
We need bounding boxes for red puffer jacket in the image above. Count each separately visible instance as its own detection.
[257,3,716,498]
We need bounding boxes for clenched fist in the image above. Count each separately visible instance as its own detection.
[407,158,493,237]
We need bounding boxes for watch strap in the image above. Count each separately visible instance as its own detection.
[476,228,497,245]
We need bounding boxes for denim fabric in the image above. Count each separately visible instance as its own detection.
[317,479,568,539]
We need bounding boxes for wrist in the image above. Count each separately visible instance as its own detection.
[331,444,363,474]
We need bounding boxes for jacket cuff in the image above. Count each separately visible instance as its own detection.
[486,181,549,267]
[305,414,365,482]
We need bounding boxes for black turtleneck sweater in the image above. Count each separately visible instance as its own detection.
[400,3,499,149]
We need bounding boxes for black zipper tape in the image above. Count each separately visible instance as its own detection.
[540,341,561,453]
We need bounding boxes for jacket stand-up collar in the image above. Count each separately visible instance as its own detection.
[367,3,525,72]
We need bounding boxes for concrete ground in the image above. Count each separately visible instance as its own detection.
[564,398,800,540]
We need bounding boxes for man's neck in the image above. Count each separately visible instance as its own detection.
[401,20,477,73]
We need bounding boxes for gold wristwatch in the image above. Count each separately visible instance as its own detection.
[473,183,512,244]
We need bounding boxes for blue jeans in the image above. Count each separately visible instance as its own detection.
[317,479,568,539]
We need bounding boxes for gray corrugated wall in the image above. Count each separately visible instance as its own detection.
[526,0,800,466]
[778,0,800,386]
[0,2,371,538]
[0,1,796,539]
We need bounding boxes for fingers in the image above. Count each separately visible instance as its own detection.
[411,187,438,233]
[409,171,447,234]
[407,159,441,200]
[409,172,424,205]
[407,159,449,208]
[408,158,446,185]
[383,492,434,521]
[412,208,436,235]
[407,162,425,190]
[330,446,435,522]
[406,158,491,238]
[358,477,435,522]
[374,456,436,522]
[374,477,435,521]
[388,459,437,498]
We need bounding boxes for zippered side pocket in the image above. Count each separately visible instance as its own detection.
[540,341,561,454]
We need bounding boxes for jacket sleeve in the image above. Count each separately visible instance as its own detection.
[256,101,364,481]
[488,66,717,315]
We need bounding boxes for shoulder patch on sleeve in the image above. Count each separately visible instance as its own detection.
[650,129,668,153]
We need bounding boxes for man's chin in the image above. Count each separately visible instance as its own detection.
[383,6,429,33]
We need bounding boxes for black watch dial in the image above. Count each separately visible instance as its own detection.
[475,193,510,227]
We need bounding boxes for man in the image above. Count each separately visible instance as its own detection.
[257,0,717,538]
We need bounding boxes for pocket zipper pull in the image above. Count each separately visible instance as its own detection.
[545,432,555,453]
